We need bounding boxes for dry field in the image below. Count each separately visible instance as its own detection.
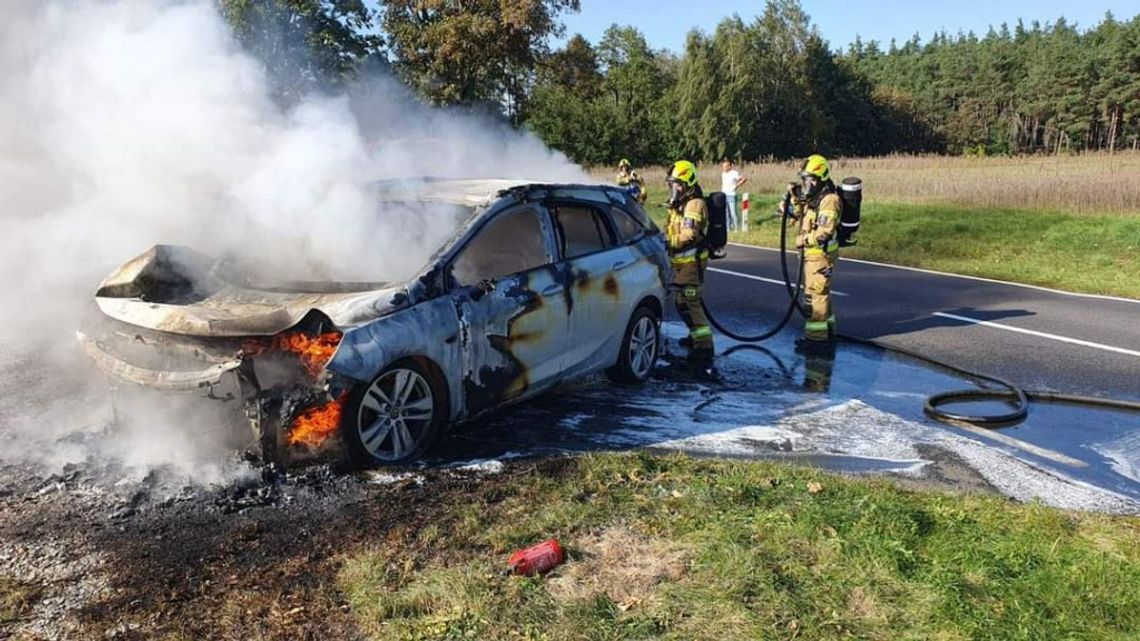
[598,153,1140,215]
[592,153,1140,297]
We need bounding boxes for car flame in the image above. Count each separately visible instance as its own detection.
[244,331,343,377]
[288,394,347,448]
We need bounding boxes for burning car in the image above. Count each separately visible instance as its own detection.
[78,180,669,466]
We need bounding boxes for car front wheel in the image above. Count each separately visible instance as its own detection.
[606,305,660,384]
[341,359,444,467]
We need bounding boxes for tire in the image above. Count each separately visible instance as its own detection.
[606,305,660,384]
[341,359,445,467]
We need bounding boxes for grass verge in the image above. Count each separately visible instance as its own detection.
[0,577,38,627]
[637,185,1140,299]
[339,453,1140,641]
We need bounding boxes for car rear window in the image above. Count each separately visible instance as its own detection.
[552,205,614,259]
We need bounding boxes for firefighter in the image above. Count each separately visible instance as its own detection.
[788,154,840,352]
[615,158,647,203]
[665,160,714,363]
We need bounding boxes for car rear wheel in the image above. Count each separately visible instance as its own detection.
[342,360,444,467]
[606,305,660,384]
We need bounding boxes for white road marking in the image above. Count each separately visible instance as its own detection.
[728,242,1140,305]
[951,422,1088,468]
[708,267,850,296]
[933,312,1140,358]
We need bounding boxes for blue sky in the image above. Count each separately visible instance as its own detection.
[559,1,1139,53]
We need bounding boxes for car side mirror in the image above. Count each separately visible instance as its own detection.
[469,278,496,302]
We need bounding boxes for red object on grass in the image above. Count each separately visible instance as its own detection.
[507,538,565,576]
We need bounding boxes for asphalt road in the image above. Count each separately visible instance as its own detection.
[702,243,1140,401]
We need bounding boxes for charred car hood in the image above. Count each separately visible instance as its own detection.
[94,245,409,336]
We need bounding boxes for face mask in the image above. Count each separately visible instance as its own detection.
[801,175,820,199]
[667,181,687,208]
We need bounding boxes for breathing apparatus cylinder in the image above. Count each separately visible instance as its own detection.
[705,191,729,259]
[838,177,862,247]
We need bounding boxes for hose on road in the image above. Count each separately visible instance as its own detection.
[698,206,1140,426]
[699,208,806,342]
[841,333,1140,424]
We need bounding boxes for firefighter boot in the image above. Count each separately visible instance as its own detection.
[798,256,835,352]
[675,284,715,361]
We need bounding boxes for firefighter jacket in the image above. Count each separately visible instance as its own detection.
[794,190,841,258]
[616,169,647,203]
[666,197,709,264]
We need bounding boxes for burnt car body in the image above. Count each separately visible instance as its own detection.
[78,180,669,465]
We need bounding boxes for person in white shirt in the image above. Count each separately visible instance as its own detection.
[720,159,747,231]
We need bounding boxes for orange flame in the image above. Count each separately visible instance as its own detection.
[288,394,347,448]
[276,331,343,377]
[244,331,343,377]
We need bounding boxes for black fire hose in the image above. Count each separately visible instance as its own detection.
[840,333,1140,425]
[696,203,1140,427]
[699,208,804,342]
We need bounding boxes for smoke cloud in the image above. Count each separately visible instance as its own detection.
[0,0,584,477]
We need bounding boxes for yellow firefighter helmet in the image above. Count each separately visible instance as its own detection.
[669,160,698,187]
[799,154,831,182]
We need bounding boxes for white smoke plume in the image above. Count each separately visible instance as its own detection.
[0,0,584,477]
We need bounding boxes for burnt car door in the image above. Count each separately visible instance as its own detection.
[448,204,569,416]
[549,198,633,374]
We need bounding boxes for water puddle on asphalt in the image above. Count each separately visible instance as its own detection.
[432,322,1140,514]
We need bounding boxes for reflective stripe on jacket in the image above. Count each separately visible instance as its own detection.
[797,192,841,257]
[617,170,647,203]
[671,246,708,264]
[667,197,709,263]
[616,170,643,190]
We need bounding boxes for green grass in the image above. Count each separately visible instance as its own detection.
[640,185,1140,299]
[0,577,36,627]
[339,453,1140,641]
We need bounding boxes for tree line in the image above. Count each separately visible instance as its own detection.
[218,0,1140,163]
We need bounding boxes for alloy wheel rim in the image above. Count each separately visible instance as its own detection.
[357,368,434,461]
[628,316,658,379]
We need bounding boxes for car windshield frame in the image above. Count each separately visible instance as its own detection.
[385,199,484,278]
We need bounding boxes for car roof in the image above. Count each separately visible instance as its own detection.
[372,177,611,207]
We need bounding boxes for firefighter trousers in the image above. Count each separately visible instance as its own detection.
[672,259,714,356]
[803,254,837,342]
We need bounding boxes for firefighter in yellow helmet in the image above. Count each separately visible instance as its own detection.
[787,154,840,351]
[665,160,714,363]
[615,158,647,203]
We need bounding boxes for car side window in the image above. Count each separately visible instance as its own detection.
[609,206,644,241]
[450,208,548,288]
[552,204,614,259]
[623,200,658,233]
